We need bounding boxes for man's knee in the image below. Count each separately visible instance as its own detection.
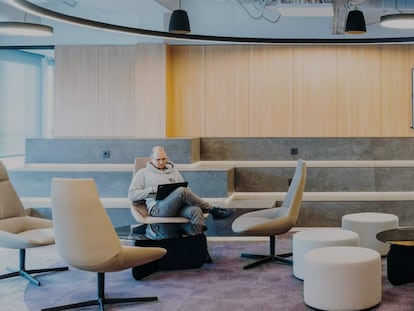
[174,186,187,197]
[188,207,205,225]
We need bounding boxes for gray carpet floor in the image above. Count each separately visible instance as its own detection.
[0,235,410,311]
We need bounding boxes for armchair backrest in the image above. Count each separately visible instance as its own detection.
[280,159,307,225]
[51,178,121,270]
[0,161,26,220]
[133,157,149,175]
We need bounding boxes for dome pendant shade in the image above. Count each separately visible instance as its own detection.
[0,22,53,36]
[345,9,366,34]
[168,9,190,34]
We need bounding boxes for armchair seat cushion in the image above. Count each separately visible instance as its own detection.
[131,201,208,224]
[18,228,55,246]
[133,201,149,217]
[0,226,54,249]
[231,210,295,236]
[0,216,53,233]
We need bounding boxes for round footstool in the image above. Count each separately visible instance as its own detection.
[304,246,382,311]
[292,229,360,280]
[342,212,399,255]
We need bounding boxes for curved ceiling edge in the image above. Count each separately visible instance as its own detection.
[8,0,414,45]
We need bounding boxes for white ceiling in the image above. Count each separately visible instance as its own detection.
[1,0,414,47]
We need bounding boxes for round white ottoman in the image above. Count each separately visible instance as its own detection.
[304,246,382,311]
[342,212,399,256]
[292,229,360,280]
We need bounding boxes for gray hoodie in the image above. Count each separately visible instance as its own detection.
[128,161,184,212]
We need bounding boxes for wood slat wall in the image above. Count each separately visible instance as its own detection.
[168,45,414,137]
[54,44,414,138]
[292,46,336,137]
[336,46,382,136]
[97,46,136,137]
[166,45,205,136]
[54,45,98,136]
[204,45,250,136]
[54,44,166,137]
[248,46,293,137]
[134,44,166,137]
[380,45,414,136]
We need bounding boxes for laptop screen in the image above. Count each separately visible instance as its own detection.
[155,182,188,200]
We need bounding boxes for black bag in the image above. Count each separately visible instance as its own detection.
[387,243,414,285]
[132,234,208,280]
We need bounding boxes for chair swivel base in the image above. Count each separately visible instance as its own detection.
[0,248,69,286]
[241,252,292,270]
[0,266,69,286]
[41,296,158,311]
[41,272,159,311]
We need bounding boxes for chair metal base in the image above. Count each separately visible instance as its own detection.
[41,272,158,311]
[0,249,68,286]
[42,296,158,311]
[0,266,69,286]
[241,252,292,269]
[240,235,293,269]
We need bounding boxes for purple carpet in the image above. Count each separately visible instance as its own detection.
[25,237,414,311]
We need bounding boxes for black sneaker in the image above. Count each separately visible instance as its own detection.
[210,207,234,220]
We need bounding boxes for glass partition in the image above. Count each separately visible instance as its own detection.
[0,49,53,158]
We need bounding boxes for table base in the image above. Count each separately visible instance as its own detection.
[387,243,414,285]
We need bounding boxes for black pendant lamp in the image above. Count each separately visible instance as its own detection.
[345,9,366,34]
[169,0,190,34]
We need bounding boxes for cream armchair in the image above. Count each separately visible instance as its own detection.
[43,178,167,311]
[0,161,68,286]
[231,159,307,269]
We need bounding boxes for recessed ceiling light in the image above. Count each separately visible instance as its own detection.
[0,21,53,36]
[380,14,414,29]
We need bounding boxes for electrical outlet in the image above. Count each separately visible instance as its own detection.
[102,150,111,158]
[290,147,298,155]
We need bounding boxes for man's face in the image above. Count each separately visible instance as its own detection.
[151,149,168,170]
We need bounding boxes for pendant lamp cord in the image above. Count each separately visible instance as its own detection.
[395,0,402,14]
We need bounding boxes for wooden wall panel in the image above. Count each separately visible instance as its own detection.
[380,46,413,136]
[134,44,166,137]
[97,46,135,137]
[293,46,337,136]
[336,46,381,136]
[166,45,205,137]
[54,44,414,138]
[54,46,98,136]
[205,46,250,136]
[248,46,293,136]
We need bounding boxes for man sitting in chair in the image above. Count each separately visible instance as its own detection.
[128,146,233,226]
